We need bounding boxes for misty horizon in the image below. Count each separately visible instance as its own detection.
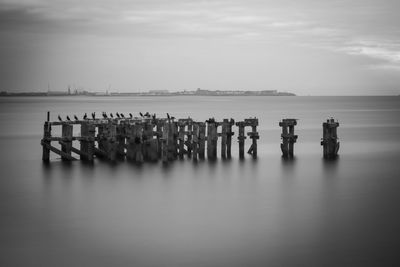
[1,0,400,95]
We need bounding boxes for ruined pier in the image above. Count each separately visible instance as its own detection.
[41,112,259,163]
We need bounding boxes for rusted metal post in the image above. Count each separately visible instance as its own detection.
[321,118,340,159]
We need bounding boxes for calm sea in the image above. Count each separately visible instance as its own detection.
[0,96,399,266]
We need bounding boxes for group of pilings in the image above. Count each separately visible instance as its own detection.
[41,112,259,163]
[279,117,340,159]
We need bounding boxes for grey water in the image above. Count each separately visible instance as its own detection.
[1,96,400,266]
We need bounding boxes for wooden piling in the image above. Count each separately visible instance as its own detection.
[198,122,206,160]
[192,123,199,161]
[221,120,227,159]
[80,122,95,162]
[42,121,51,162]
[178,121,186,159]
[236,122,246,159]
[116,124,126,159]
[321,118,340,159]
[143,120,158,161]
[206,119,218,160]
[279,119,298,158]
[61,123,73,161]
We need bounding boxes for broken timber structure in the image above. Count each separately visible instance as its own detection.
[41,112,259,163]
[279,118,298,158]
[321,118,340,159]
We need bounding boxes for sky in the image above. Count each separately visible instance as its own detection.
[0,0,399,95]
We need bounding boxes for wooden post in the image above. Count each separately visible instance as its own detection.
[221,119,227,159]
[226,119,234,158]
[106,123,117,162]
[156,119,163,159]
[245,118,259,159]
[116,124,126,159]
[178,121,186,159]
[279,119,297,158]
[236,122,246,159]
[80,122,95,162]
[170,121,178,160]
[206,119,218,160]
[143,120,158,161]
[161,121,170,163]
[321,118,340,159]
[42,113,51,162]
[186,121,193,158]
[61,123,73,161]
[192,123,199,161]
[198,122,206,160]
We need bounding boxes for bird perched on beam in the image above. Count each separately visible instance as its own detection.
[120,113,125,118]
[91,112,95,120]
[110,113,113,118]
[129,113,133,118]
[83,113,87,120]
[102,112,107,119]
[139,112,144,117]
[66,115,71,121]
[58,115,62,121]
[116,112,120,118]
[74,115,79,121]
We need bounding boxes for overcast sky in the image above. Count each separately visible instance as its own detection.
[0,0,399,95]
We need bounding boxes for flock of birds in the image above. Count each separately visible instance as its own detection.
[57,112,175,122]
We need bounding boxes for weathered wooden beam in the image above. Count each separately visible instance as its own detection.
[41,141,77,161]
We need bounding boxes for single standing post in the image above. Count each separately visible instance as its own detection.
[321,118,340,159]
[61,123,73,161]
[41,112,51,162]
[279,119,298,158]
[186,120,193,158]
[236,121,246,159]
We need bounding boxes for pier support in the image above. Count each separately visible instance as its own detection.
[80,122,95,162]
[207,119,218,160]
[41,112,51,162]
[236,122,246,159]
[245,118,259,159]
[321,118,340,159]
[279,119,298,158]
[60,123,73,161]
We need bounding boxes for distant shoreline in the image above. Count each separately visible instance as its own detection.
[0,89,296,97]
